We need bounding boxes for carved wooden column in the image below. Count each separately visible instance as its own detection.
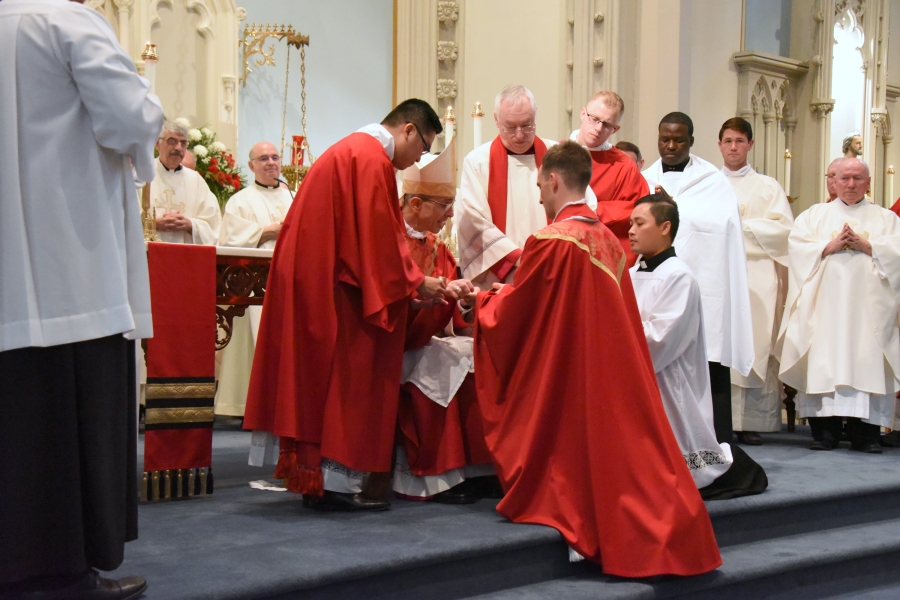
[810,0,836,203]
[395,0,439,109]
[437,1,460,152]
[566,0,617,131]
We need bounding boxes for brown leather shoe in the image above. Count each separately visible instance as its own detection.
[1,570,147,600]
[302,490,390,512]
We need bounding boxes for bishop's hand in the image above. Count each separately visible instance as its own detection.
[653,185,673,201]
[416,276,449,305]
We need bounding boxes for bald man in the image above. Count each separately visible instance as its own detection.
[215,141,293,417]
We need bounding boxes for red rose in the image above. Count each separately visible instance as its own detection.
[208,165,219,174]
[210,157,218,166]
[234,180,241,191]
[225,155,235,168]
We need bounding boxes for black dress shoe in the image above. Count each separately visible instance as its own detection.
[857,443,884,454]
[471,475,505,499]
[809,439,837,451]
[736,431,763,446]
[2,570,147,600]
[302,490,390,512]
[426,482,478,505]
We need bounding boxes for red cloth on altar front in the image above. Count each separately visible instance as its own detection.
[589,146,650,267]
[473,203,721,577]
[242,133,425,495]
[144,242,216,474]
[398,233,491,476]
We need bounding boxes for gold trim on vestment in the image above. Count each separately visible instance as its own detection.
[145,382,217,400]
[534,233,622,288]
[145,407,215,425]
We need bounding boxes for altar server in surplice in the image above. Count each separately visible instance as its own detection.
[150,119,221,245]
[392,137,497,504]
[778,158,900,453]
[471,141,721,577]
[243,100,461,512]
[215,141,293,417]
[0,0,162,596]
[571,91,649,266]
[643,112,754,445]
[629,195,768,500]
[718,118,794,446]
[458,85,597,286]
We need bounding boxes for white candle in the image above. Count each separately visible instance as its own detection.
[444,105,455,147]
[141,42,158,95]
[784,150,791,198]
[472,102,484,149]
[889,166,895,205]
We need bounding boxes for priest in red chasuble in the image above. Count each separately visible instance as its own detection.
[571,91,650,267]
[243,99,463,512]
[393,137,499,504]
[470,141,721,577]
[458,84,599,287]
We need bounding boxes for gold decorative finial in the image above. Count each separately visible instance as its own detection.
[889,165,895,175]
[444,105,455,121]
[472,102,484,117]
[784,149,792,159]
[141,42,158,62]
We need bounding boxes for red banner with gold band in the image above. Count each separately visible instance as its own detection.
[143,242,217,501]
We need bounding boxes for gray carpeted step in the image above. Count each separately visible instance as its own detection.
[465,517,900,600]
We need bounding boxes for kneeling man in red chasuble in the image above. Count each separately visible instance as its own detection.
[470,141,721,577]
[243,99,466,512]
[392,137,500,504]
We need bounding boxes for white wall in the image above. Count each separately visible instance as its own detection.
[236,0,393,165]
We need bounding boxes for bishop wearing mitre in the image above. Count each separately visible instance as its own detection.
[150,119,221,245]
[778,158,900,453]
[393,137,497,504]
[215,141,293,417]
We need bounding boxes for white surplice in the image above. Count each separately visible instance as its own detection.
[149,160,221,245]
[0,0,163,352]
[631,256,733,488]
[643,155,754,376]
[724,167,794,432]
[777,199,900,428]
[215,184,293,416]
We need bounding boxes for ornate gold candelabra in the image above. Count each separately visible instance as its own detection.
[239,23,309,88]
[141,184,160,242]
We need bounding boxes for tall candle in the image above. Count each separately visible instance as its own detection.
[784,149,791,198]
[889,165,895,206]
[444,105,455,147]
[141,42,158,94]
[472,102,484,149]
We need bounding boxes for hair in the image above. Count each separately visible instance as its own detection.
[541,141,592,192]
[615,141,641,161]
[842,133,861,154]
[635,193,680,241]
[719,117,753,142]
[160,119,188,138]
[382,99,443,136]
[588,90,625,116]
[494,84,537,114]
[659,112,694,137]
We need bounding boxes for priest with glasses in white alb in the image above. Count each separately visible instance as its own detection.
[215,142,293,417]
[149,119,221,245]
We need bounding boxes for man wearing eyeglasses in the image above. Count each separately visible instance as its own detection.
[149,119,221,245]
[778,158,900,453]
[457,84,562,287]
[571,91,650,267]
[215,141,293,420]
[243,99,465,512]
[825,159,840,202]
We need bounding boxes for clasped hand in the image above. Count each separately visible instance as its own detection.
[823,223,871,257]
[413,276,477,308]
[155,211,192,233]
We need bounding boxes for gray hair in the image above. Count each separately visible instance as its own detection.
[494,84,537,114]
[834,156,870,177]
[160,119,188,138]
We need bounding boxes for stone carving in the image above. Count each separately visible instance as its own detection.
[437,79,458,99]
[810,101,835,117]
[437,41,458,62]
[437,1,459,23]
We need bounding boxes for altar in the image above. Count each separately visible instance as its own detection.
[141,243,272,502]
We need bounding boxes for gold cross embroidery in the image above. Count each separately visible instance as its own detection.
[156,189,185,215]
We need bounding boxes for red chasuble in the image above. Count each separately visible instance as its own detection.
[399,233,491,476]
[474,203,721,577]
[588,146,650,267]
[890,197,900,217]
[242,133,425,496]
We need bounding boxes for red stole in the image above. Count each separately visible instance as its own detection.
[487,136,547,233]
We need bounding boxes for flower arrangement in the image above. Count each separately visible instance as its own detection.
[175,117,246,209]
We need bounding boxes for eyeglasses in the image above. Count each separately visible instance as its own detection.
[583,110,618,131]
[251,154,281,163]
[160,137,188,148]
[499,124,536,136]
[422,197,455,213]
[408,122,431,155]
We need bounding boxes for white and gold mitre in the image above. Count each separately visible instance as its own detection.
[402,137,457,198]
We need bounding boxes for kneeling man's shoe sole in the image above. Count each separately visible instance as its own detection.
[302,491,390,512]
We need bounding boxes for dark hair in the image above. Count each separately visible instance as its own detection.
[718,117,753,142]
[541,141,592,191]
[659,112,694,137]
[615,141,642,161]
[635,193,679,241]
[382,98,443,136]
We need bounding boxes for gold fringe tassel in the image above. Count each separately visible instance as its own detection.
[141,467,213,502]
